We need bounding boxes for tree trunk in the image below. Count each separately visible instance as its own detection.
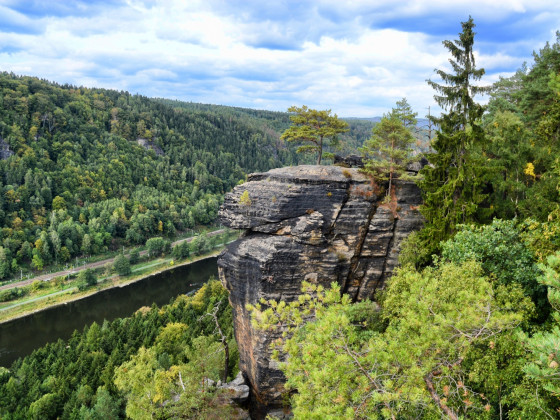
[317,137,323,165]
[222,340,229,383]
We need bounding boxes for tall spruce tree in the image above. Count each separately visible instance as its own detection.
[418,16,490,258]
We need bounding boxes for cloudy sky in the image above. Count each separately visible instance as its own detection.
[1,0,559,117]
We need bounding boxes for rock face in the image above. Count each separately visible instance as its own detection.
[218,165,423,408]
[0,137,14,160]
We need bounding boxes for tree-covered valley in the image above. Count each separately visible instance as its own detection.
[0,73,377,282]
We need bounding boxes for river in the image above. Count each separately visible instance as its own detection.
[0,257,218,368]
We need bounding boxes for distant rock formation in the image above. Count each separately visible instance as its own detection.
[136,138,164,156]
[0,137,14,160]
[218,165,423,411]
[333,154,363,167]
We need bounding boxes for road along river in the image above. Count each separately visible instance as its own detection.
[0,257,218,367]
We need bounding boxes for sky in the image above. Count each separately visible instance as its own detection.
[0,0,559,118]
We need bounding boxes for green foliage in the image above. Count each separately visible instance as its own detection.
[522,253,560,414]
[0,279,234,419]
[189,234,212,256]
[481,33,560,222]
[0,72,313,279]
[419,17,490,256]
[28,393,59,420]
[464,327,556,419]
[281,105,349,164]
[145,236,170,257]
[171,241,190,260]
[238,190,251,206]
[128,247,140,264]
[76,268,98,291]
[113,346,160,419]
[251,262,529,419]
[388,97,418,129]
[112,254,131,276]
[0,286,27,302]
[78,386,122,420]
[359,112,415,199]
[397,231,433,269]
[441,219,548,319]
[482,110,533,219]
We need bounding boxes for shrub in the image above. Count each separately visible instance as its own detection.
[441,219,548,320]
[238,190,251,206]
[77,269,97,291]
[146,237,170,257]
[113,254,131,277]
[172,241,190,260]
[129,248,140,265]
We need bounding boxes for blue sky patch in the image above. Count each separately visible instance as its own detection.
[0,1,559,117]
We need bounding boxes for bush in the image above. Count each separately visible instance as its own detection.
[0,287,27,302]
[31,280,46,292]
[238,190,251,206]
[113,254,131,276]
[172,241,190,260]
[441,219,548,320]
[53,276,66,288]
[189,235,212,256]
[77,269,97,291]
[146,237,171,257]
[129,248,140,265]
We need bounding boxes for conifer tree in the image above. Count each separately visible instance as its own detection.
[359,113,415,201]
[419,16,489,257]
[281,105,349,164]
[389,97,418,129]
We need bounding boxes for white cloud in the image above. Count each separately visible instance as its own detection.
[0,0,559,117]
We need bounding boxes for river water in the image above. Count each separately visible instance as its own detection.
[0,257,218,367]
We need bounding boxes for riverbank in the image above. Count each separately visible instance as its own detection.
[0,241,231,324]
[0,227,227,292]
[0,257,221,368]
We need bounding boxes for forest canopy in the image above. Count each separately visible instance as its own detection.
[0,74,375,281]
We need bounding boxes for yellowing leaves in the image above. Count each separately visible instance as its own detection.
[524,162,536,179]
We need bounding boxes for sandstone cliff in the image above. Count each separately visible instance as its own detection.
[218,165,423,409]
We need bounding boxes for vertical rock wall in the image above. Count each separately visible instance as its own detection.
[218,165,423,408]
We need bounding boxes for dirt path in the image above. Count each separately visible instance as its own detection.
[0,229,225,292]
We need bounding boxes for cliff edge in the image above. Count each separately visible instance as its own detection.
[218,165,423,409]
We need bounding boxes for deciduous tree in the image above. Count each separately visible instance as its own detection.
[113,254,131,276]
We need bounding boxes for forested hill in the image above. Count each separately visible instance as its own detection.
[155,98,376,156]
[0,73,372,280]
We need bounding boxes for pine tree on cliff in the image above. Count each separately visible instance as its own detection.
[418,16,490,260]
[281,105,349,164]
[359,112,415,202]
[389,97,418,130]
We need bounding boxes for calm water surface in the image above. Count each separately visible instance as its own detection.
[0,257,218,367]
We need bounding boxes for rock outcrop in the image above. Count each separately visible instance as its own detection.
[218,165,423,410]
[0,137,14,160]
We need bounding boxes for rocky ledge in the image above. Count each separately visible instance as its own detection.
[218,165,423,410]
